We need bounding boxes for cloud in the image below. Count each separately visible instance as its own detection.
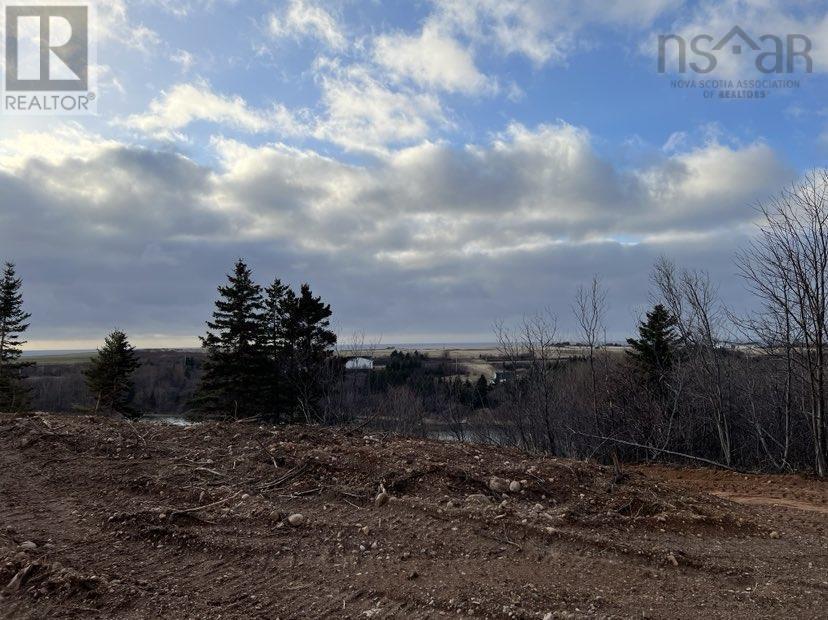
[170,49,196,74]
[0,124,123,172]
[0,120,793,345]
[115,71,448,155]
[268,0,347,50]
[431,0,681,66]
[110,1,692,155]
[145,1,240,19]
[634,139,791,232]
[308,59,450,154]
[96,0,161,53]
[374,24,496,95]
[115,81,298,140]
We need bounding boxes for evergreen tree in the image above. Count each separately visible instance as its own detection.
[474,374,490,409]
[261,277,290,420]
[276,283,337,421]
[84,330,141,418]
[626,304,679,387]
[193,260,267,419]
[0,262,32,412]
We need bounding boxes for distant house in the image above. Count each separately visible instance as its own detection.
[345,357,374,371]
[493,370,517,383]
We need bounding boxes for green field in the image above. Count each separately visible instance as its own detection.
[23,352,94,365]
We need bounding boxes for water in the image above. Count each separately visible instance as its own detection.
[145,415,199,427]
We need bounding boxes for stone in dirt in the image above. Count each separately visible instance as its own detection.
[287,513,305,527]
[488,477,510,493]
[18,541,37,551]
[375,492,390,508]
[466,494,491,505]
[509,480,522,492]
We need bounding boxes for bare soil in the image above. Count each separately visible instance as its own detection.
[0,413,825,619]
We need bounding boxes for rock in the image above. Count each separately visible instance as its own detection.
[769,531,780,539]
[666,553,678,567]
[488,477,510,493]
[509,481,522,493]
[375,492,390,508]
[543,614,554,620]
[287,513,305,527]
[7,565,34,591]
[466,494,491,505]
[19,541,37,551]
[361,526,370,535]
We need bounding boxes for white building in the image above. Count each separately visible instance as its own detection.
[345,357,374,370]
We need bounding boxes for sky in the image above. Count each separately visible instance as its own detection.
[1,0,827,349]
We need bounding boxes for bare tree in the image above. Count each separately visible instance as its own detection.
[729,292,799,470]
[737,170,828,477]
[653,257,732,465]
[494,310,561,453]
[573,275,608,427]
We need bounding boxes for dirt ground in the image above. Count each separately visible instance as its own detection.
[0,414,825,619]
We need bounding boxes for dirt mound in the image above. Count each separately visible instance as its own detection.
[0,413,825,619]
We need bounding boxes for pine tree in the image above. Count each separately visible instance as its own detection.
[84,330,141,418]
[626,304,679,387]
[0,263,32,412]
[276,283,337,421]
[193,260,266,419]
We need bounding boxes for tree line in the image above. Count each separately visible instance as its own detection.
[3,170,828,476]
[479,171,828,478]
[0,260,336,423]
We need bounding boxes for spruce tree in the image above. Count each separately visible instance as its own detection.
[276,283,337,421]
[84,330,141,418]
[194,260,266,419]
[626,304,679,386]
[474,374,489,409]
[0,263,32,412]
[261,277,290,420]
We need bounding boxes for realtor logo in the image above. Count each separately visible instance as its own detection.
[658,26,813,75]
[2,2,96,114]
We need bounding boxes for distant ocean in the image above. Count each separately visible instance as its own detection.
[22,343,501,358]
[365,342,499,350]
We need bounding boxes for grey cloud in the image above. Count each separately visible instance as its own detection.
[0,124,793,345]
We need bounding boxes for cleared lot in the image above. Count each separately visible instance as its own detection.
[1,413,826,619]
